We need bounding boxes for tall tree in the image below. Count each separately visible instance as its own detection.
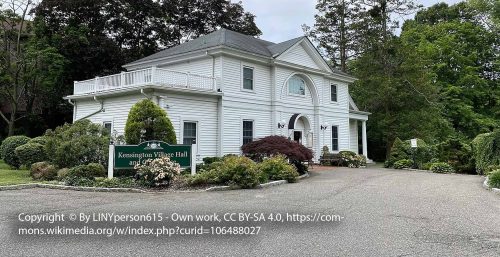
[304,0,365,72]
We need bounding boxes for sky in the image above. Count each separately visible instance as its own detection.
[238,0,463,43]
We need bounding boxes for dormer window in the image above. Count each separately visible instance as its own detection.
[288,75,305,95]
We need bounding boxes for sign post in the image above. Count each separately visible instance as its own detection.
[410,138,418,169]
[109,141,196,176]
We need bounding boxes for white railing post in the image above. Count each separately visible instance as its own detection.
[73,81,77,94]
[191,144,197,175]
[151,66,156,84]
[212,77,217,91]
[120,71,125,87]
[186,72,190,88]
[94,77,99,93]
[108,143,114,178]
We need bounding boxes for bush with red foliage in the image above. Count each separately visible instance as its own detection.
[241,136,313,162]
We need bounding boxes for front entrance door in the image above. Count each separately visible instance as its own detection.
[293,131,302,144]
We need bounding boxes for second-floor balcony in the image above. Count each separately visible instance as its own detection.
[73,67,218,96]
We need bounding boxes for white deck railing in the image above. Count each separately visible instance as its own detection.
[73,67,217,95]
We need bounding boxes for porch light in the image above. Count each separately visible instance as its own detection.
[278,120,286,129]
[320,123,329,130]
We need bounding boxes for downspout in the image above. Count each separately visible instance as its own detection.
[67,99,76,122]
[75,96,104,121]
[141,88,151,99]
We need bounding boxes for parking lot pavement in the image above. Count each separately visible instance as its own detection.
[1,167,499,257]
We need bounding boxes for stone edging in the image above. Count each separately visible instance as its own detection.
[482,177,500,195]
[205,172,310,192]
[0,183,146,193]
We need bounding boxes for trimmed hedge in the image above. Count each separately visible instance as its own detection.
[472,131,500,175]
[385,138,435,169]
[29,136,48,145]
[124,99,176,144]
[393,159,413,169]
[66,163,106,179]
[430,162,454,173]
[0,136,31,168]
[15,143,46,167]
[258,155,299,183]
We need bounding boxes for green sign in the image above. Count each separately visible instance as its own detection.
[114,141,191,169]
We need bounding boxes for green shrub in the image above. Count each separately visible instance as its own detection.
[436,137,475,174]
[217,156,260,188]
[487,169,500,188]
[30,162,57,180]
[393,159,413,169]
[67,163,106,179]
[64,177,95,187]
[485,165,500,175]
[186,170,220,186]
[472,131,500,175]
[29,136,48,145]
[57,168,70,180]
[258,155,299,183]
[203,156,223,165]
[45,119,109,168]
[15,143,46,168]
[0,136,31,168]
[385,138,435,169]
[94,177,134,188]
[124,99,176,144]
[430,162,454,173]
[422,162,432,170]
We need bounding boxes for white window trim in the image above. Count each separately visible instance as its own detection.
[330,84,338,103]
[181,120,199,154]
[240,118,256,147]
[331,125,340,152]
[241,65,255,92]
[287,76,306,97]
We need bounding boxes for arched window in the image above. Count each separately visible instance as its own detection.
[288,75,305,95]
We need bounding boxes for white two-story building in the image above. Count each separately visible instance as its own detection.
[65,29,370,161]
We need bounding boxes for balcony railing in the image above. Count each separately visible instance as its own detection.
[73,67,217,95]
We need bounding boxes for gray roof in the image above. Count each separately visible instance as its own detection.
[126,29,304,65]
[124,29,353,78]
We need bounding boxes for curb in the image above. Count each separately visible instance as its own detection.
[483,177,500,195]
[0,183,146,193]
[298,173,310,179]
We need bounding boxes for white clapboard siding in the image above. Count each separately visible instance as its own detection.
[158,57,214,77]
[276,67,316,107]
[278,43,320,70]
[221,56,272,101]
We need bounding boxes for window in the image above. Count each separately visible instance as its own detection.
[331,84,337,102]
[183,122,197,145]
[332,126,339,151]
[288,76,305,95]
[103,121,112,134]
[242,120,254,145]
[243,67,253,90]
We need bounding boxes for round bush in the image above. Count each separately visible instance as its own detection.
[57,168,70,180]
[30,162,57,180]
[258,155,299,183]
[45,119,109,168]
[217,156,260,188]
[29,136,48,145]
[15,143,47,168]
[430,162,455,173]
[487,169,500,188]
[0,136,31,168]
[67,163,106,179]
[393,159,413,169]
[125,99,176,144]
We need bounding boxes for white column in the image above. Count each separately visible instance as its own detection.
[107,144,114,178]
[362,120,368,157]
[191,144,197,175]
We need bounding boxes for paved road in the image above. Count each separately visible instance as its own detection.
[0,167,499,257]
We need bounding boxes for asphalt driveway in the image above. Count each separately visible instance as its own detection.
[0,167,499,257]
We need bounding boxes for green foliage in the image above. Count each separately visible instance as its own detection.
[258,155,299,183]
[472,131,500,174]
[29,136,48,145]
[94,177,135,188]
[0,136,31,168]
[63,177,96,187]
[30,162,57,180]
[57,168,70,180]
[66,163,106,179]
[186,170,221,186]
[487,169,500,188]
[393,159,413,169]
[430,162,455,173]
[385,138,435,169]
[339,151,366,168]
[436,137,475,173]
[45,119,109,168]
[202,157,223,165]
[124,99,176,144]
[15,143,47,168]
[485,165,500,175]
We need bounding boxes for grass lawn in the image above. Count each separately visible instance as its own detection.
[0,160,34,186]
